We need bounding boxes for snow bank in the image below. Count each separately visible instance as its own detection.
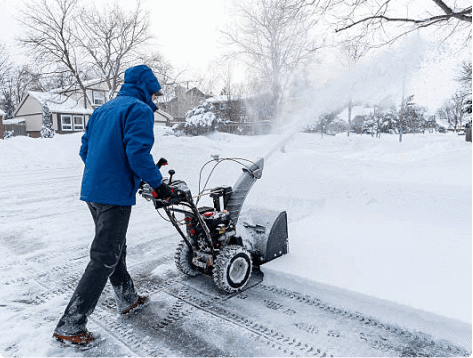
[256,132,471,325]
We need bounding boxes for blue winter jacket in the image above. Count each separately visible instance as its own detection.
[79,66,163,205]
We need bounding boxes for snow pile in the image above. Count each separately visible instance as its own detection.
[254,133,472,325]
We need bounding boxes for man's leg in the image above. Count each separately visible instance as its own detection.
[109,243,139,313]
[54,203,132,336]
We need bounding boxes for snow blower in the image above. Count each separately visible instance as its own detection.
[139,157,288,293]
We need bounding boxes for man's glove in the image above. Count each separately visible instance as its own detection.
[156,158,168,169]
[152,183,173,201]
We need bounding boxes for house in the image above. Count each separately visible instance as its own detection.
[208,95,248,123]
[51,78,111,108]
[11,77,176,137]
[155,108,173,126]
[13,78,111,138]
[160,86,211,123]
[14,91,94,138]
[207,95,272,135]
[337,106,374,123]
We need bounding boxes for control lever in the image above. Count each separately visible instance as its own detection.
[168,169,175,184]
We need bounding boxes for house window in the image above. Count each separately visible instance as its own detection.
[61,115,73,131]
[73,115,84,130]
[61,114,84,131]
[92,91,106,106]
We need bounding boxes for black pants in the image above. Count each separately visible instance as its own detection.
[55,203,138,336]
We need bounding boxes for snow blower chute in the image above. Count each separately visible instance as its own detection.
[140,157,288,293]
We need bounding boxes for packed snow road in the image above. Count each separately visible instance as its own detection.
[0,130,471,357]
[2,231,470,357]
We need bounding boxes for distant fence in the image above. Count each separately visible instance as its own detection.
[220,121,272,135]
[3,119,27,138]
[168,120,272,136]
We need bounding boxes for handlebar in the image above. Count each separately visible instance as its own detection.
[139,170,192,209]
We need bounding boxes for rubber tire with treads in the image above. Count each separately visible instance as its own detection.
[213,245,252,293]
[175,239,200,277]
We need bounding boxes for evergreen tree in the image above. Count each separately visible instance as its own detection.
[40,103,55,138]
[3,93,14,120]
[174,101,229,136]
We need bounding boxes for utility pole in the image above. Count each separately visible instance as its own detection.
[399,70,406,143]
[347,99,352,137]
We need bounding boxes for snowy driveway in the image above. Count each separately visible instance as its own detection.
[0,131,471,356]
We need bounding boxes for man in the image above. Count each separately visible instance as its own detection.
[53,65,171,345]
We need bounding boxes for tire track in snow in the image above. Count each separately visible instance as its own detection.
[4,230,470,357]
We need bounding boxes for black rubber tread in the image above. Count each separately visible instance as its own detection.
[174,240,200,277]
[213,245,252,293]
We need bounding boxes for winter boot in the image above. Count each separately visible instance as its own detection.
[120,296,149,315]
[53,331,98,345]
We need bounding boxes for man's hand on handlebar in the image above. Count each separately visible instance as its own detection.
[152,182,173,201]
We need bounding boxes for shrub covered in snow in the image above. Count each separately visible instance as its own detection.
[306,103,446,136]
[173,101,229,136]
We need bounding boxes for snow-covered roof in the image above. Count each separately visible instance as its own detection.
[155,109,173,122]
[337,106,374,123]
[208,96,231,103]
[208,95,251,103]
[28,91,93,115]
[435,117,450,128]
[82,78,106,87]
[3,117,26,125]
[161,87,210,104]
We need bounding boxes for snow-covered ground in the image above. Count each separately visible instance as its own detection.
[0,128,471,356]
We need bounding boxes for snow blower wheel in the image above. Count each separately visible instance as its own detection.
[213,245,252,293]
[175,239,200,277]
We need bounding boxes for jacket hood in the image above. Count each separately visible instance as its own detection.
[117,65,161,111]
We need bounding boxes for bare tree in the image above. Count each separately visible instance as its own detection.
[0,44,12,85]
[1,64,45,117]
[339,39,370,136]
[321,0,471,48]
[20,0,162,104]
[78,0,153,99]
[459,60,472,83]
[19,0,90,105]
[438,92,466,130]
[221,0,322,123]
[456,60,472,120]
[0,44,13,117]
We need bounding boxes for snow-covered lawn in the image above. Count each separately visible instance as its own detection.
[0,128,470,355]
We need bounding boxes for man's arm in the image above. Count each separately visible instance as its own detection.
[123,105,163,188]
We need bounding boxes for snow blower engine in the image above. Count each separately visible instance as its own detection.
[139,157,288,293]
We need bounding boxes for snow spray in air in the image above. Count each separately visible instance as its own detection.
[263,35,432,161]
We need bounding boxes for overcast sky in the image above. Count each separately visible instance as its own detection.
[0,0,229,72]
[0,0,470,111]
